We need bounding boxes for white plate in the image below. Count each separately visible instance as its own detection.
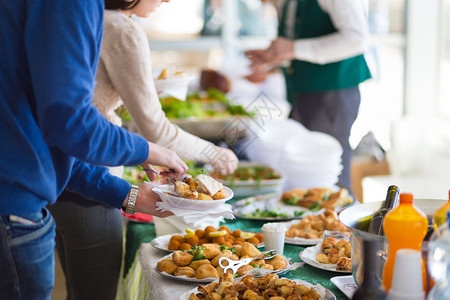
[179,277,336,300]
[216,162,285,198]
[330,275,357,299]
[284,219,324,245]
[152,184,233,210]
[156,253,293,283]
[299,244,351,274]
[232,193,317,221]
[150,232,264,253]
[154,75,195,100]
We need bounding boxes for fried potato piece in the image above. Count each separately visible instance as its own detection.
[195,229,205,239]
[174,266,195,278]
[168,240,180,251]
[172,251,193,266]
[195,264,219,279]
[241,242,261,258]
[186,235,200,246]
[170,235,185,244]
[179,243,192,251]
[157,258,178,274]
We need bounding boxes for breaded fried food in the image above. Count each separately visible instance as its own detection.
[186,235,199,246]
[195,264,219,279]
[179,243,192,251]
[241,242,261,258]
[212,190,226,200]
[202,243,221,259]
[174,181,198,199]
[266,254,287,270]
[174,266,195,278]
[236,264,253,277]
[186,177,198,190]
[157,258,178,274]
[172,251,193,266]
[195,229,205,239]
[210,250,233,267]
[170,235,185,244]
[198,193,213,201]
[188,259,211,270]
[168,240,180,251]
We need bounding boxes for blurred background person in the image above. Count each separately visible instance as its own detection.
[245,0,371,195]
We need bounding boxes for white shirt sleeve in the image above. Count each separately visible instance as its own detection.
[292,0,369,65]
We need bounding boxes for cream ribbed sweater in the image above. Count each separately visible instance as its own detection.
[94,10,214,164]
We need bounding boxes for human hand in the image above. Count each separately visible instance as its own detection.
[246,38,295,74]
[208,147,238,176]
[140,142,188,181]
[133,180,173,218]
[264,37,295,64]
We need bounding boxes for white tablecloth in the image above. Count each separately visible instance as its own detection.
[138,243,199,300]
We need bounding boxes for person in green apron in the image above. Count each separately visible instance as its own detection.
[246,0,371,195]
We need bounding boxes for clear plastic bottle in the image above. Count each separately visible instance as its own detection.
[427,211,450,300]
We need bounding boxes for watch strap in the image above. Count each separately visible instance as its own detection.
[124,184,139,215]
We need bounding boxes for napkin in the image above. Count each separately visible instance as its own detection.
[156,201,235,224]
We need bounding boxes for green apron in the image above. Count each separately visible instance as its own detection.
[278,0,371,102]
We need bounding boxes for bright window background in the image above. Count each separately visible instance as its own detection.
[439,0,450,119]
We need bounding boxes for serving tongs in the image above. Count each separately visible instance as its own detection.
[219,250,278,274]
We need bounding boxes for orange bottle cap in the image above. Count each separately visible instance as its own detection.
[399,193,413,204]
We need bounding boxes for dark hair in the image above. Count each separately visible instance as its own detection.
[105,0,141,10]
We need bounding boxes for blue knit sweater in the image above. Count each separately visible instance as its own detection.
[0,0,149,215]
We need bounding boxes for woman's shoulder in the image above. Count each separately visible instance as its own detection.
[103,10,143,41]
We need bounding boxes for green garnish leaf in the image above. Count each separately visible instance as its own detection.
[188,245,206,261]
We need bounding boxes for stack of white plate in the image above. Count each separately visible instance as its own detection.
[245,119,308,170]
[279,131,343,189]
[245,119,343,189]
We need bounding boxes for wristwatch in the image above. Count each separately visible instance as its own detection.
[124,184,139,215]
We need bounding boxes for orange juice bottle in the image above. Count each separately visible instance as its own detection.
[433,190,450,228]
[382,193,428,292]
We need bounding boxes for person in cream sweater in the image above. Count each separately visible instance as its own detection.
[48,1,238,299]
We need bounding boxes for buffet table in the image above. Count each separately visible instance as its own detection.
[119,219,348,300]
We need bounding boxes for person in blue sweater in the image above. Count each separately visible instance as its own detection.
[0,1,188,299]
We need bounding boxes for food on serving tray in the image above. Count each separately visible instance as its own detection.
[189,273,322,300]
[211,165,282,183]
[157,242,286,280]
[199,69,231,93]
[243,208,305,219]
[156,68,184,80]
[173,174,226,200]
[167,226,264,251]
[160,88,253,120]
[315,237,352,272]
[286,209,350,239]
[282,187,353,210]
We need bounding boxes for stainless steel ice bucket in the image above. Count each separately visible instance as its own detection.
[338,199,444,287]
